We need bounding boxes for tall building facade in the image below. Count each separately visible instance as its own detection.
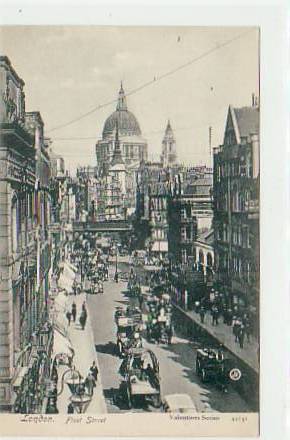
[0,57,52,412]
[213,104,259,318]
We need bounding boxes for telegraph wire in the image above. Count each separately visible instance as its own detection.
[50,125,196,141]
[47,28,254,135]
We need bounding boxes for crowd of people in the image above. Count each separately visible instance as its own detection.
[194,290,253,349]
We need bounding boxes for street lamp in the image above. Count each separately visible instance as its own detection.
[56,366,92,414]
[114,244,118,282]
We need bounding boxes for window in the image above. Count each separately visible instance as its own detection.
[181,207,186,219]
[11,197,18,252]
[223,223,228,242]
[237,226,242,246]
[181,227,186,240]
[242,226,249,248]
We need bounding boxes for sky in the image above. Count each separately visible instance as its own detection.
[0,26,259,174]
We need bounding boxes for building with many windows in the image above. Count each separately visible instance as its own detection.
[213,102,259,318]
[0,57,52,412]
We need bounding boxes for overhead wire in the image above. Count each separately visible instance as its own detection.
[47,28,254,135]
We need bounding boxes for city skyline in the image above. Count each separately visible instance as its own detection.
[0,26,259,173]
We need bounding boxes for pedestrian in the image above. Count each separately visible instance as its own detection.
[85,372,96,396]
[79,309,87,330]
[82,301,86,312]
[71,302,77,322]
[199,306,205,324]
[238,324,245,348]
[66,310,72,326]
[167,324,173,345]
[194,300,200,313]
[233,316,242,342]
[227,307,233,326]
[90,361,99,382]
[212,305,219,326]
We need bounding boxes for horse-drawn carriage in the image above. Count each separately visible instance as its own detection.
[115,315,142,358]
[118,348,161,409]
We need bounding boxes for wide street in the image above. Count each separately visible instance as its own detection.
[88,263,250,414]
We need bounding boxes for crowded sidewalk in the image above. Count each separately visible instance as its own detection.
[174,303,259,373]
[54,263,107,414]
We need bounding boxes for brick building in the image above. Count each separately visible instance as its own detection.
[213,103,259,317]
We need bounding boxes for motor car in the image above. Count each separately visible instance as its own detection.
[196,347,225,383]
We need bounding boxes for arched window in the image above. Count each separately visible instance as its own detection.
[207,252,213,268]
[199,250,204,264]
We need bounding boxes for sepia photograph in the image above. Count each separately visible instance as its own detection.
[0,24,260,436]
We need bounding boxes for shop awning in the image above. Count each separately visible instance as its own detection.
[151,241,168,252]
[52,329,74,358]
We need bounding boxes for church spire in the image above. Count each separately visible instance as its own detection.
[116,81,127,111]
[111,120,124,165]
[161,119,177,166]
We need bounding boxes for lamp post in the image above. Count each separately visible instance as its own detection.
[55,366,92,414]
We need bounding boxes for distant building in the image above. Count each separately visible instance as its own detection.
[95,84,148,213]
[213,103,259,320]
[194,229,214,286]
[167,169,213,265]
[161,120,177,167]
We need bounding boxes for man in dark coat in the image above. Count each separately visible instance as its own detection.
[71,302,77,322]
[90,361,99,382]
[66,311,72,326]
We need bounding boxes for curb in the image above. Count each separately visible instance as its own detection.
[173,303,259,373]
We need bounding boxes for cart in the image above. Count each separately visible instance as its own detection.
[119,348,161,409]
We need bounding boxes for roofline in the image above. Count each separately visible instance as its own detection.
[0,56,25,87]
[228,105,241,144]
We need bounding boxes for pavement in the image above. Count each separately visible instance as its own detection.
[87,265,250,414]
[54,262,107,414]
[173,305,259,373]
[116,259,259,373]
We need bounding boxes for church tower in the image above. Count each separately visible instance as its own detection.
[161,120,177,167]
